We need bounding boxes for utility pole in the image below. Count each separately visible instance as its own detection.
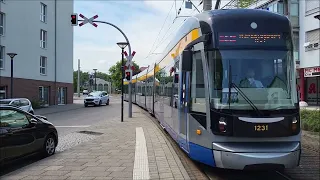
[203,0,212,11]
[77,59,80,97]
[93,69,97,91]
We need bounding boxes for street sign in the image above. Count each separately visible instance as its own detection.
[125,51,136,67]
[79,14,99,27]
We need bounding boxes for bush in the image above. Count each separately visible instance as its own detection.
[30,100,41,109]
[300,109,320,132]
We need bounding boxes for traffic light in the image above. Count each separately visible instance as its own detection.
[125,70,132,81]
[71,13,78,26]
[174,73,179,83]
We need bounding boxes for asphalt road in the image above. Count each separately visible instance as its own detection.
[48,95,121,137]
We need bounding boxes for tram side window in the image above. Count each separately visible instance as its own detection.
[190,51,206,113]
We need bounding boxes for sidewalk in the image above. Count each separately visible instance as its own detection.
[1,105,199,180]
[34,96,84,115]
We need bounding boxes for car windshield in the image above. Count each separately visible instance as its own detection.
[88,92,101,97]
[207,49,298,110]
[0,100,11,105]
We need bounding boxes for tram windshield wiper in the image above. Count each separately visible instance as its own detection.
[231,83,262,116]
[228,64,262,117]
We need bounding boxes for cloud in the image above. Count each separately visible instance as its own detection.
[73,0,204,74]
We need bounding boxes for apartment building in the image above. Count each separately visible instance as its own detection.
[0,0,74,105]
[299,0,320,106]
[222,0,320,106]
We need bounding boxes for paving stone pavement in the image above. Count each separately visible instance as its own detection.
[1,105,194,180]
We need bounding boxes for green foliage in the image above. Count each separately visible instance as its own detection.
[238,0,255,8]
[109,59,140,90]
[301,110,320,132]
[155,69,166,80]
[30,100,41,109]
[73,71,111,92]
[155,69,173,84]
[96,71,111,82]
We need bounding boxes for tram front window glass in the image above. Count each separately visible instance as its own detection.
[207,50,298,110]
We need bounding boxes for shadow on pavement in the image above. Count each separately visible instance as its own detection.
[0,153,45,177]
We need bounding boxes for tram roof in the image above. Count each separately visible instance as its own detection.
[129,9,289,83]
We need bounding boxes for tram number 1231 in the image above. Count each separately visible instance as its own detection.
[254,125,269,131]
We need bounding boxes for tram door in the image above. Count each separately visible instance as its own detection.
[179,45,195,153]
[179,70,191,153]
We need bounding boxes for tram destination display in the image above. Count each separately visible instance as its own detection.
[218,32,287,47]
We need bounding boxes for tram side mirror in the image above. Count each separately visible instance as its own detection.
[182,49,192,71]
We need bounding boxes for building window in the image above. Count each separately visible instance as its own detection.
[40,29,47,48]
[305,0,320,14]
[0,46,4,69]
[0,12,4,36]
[290,3,299,16]
[39,86,49,105]
[40,56,47,75]
[293,32,299,61]
[277,2,284,15]
[40,3,47,22]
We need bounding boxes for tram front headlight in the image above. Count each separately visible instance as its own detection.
[292,117,298,131]
[219,117,227,133]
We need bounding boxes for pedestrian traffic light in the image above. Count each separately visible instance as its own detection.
[71,13,78,26]
[125,70,132,81]
[174,73,179,83]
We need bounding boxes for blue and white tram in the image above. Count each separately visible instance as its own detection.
[124,9,301,170]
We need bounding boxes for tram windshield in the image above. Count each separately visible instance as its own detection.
[207,49,298,110]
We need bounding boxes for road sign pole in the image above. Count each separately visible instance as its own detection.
[76,18,133,118]
[121,49,124,122]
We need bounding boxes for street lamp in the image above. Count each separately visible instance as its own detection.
[6,53,17,98]
[93,69,97,91]
[117,42,128,122]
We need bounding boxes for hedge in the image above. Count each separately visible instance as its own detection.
[301,109,320,132]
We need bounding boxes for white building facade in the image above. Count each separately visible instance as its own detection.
[223,0,320,106]
[0,0,74,105]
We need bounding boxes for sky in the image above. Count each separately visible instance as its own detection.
[73,0,230,74]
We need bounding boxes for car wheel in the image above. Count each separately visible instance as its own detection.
[43,134,56,156]
[106,99,109,105]
[84,104,88,107]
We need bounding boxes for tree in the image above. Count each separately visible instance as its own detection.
[109,59,140,90]
[73,70,111,92]
[238,0,254,8]
[73,71,90,92]
[96,71,111,82]
[155,69,166,80]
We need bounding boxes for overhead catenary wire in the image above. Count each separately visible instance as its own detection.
[140,2,200,64]
[148,8,199,59]
[146,1,175,59]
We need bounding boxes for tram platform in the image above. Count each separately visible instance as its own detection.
[1,104,207,180]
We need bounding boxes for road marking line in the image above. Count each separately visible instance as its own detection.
[133,127,150,180]
[55,125,90,128]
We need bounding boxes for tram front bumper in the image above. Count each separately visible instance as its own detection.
[212,142,301,170]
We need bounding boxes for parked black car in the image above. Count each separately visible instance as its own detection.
[0,105,58,164]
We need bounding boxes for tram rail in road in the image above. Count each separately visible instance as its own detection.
[202,164,293,180]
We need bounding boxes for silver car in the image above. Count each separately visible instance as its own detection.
[0,98,35,114]
[84,91,109,107]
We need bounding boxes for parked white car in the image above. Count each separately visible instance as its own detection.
[82,89,89,95]
[0,98,35,114]
[84,91,109,107]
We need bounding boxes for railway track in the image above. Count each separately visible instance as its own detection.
[141,107,295,180]
[201,163,293,180]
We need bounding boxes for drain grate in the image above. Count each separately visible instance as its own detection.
[77,131,103,135]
